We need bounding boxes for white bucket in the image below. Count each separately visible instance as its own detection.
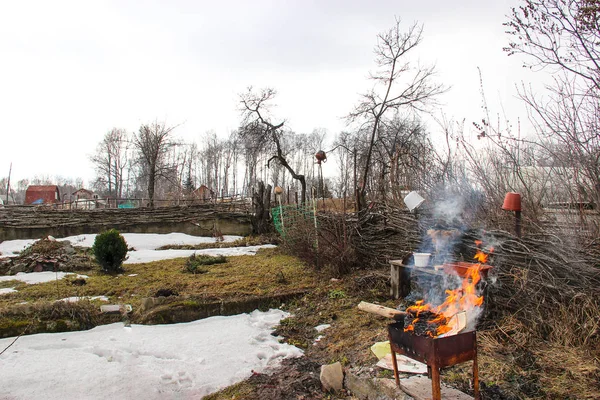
[404,191,425,211]
[413,252,431,267]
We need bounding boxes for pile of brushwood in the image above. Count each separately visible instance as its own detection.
[0,238,94,275]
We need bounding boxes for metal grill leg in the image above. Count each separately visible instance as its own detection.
[431,365,441,400]
[390,345,400,387]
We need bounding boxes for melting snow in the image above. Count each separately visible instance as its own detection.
[0,287,17,295]
[0,272,88,285]
[61,232,243,251]
[0,233,272,264]
[0,239,36,257]
[315,324,331,332]
[58,296,110,303]
[0,309,302,399]
[124,244,277,264]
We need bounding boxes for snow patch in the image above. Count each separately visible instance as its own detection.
[0,233,259,263]
[0,239,36,258]
[124,244,277,264]
[0,272,88,285]
[61,232,243,250]
[58,296,110,303]
[0,309,302,399]
[0,287,17,295]
[315,324,331,332]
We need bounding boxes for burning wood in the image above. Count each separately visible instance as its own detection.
[403,241,493,337]
[403,301,450,337]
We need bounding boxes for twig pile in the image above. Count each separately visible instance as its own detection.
[468,230,600,347]
[351,205,423,266]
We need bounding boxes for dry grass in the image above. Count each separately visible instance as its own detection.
[0,247,317,336]
[272,268,396,366]
[444,315,600,399]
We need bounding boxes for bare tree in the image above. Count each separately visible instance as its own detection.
[347,19,446,209]
[505,0,600,91]
[239,87,308,204]
[132,121,178,207]
[505,0,600,207]
[90,128,130,198]
[183,143,199,194]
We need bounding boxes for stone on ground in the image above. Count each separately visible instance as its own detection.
[320,362,344,392]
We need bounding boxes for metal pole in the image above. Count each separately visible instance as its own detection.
[515,210,522,238]
[278,194,285,235]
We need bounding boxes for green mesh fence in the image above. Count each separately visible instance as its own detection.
[271,203,316,237]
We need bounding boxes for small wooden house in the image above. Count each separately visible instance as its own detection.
[72,188,98,200]
[192,185,213,202]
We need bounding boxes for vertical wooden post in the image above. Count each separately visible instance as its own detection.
[515,210,522,238]
[390,261,411,298]
[390,262,401,299]
[353,148,357,210]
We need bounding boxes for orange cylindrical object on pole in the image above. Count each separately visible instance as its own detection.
[502,192,522,211]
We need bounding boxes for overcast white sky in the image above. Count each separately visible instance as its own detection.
[0,0,541,184]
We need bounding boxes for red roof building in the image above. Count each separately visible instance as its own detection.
[25,185,61,205]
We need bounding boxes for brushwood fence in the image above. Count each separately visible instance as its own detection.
[0,203,253,241]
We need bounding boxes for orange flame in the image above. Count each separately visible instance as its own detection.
[403,240,492,336]
[474,241,494,264]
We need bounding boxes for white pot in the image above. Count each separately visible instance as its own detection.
[413,252,431,267]
[404,191,425,211]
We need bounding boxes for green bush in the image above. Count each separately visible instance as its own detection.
[92,229,128,272]
[184,253,227,274]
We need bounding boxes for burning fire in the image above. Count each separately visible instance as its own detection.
[474,240,494,263]
[404,241,493,337]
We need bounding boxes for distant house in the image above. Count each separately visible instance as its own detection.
[67,188,106,209]
[25,185,60,205]
[192,185,213,202]
[72,188,98,200]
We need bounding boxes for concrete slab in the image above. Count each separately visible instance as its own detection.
[399,376,473,400]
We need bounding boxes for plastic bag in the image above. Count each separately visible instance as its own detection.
[370,341,391,359]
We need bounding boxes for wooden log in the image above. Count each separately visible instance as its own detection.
[390,262,401,299]
[357,301,406,320]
